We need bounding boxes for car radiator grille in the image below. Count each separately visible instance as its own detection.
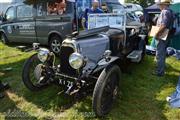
[59,46,78,77]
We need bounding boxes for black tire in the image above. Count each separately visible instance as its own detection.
[22,54,47,91]
[49,35,62,55]
[1,33,9,44]
[92,65,122,117]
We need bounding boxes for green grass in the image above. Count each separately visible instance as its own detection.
[0,42,180,120]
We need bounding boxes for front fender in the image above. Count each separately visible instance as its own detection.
[98,56,119,66]
[91,57,120,74]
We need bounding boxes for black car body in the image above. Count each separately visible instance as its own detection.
[22,11,147,117]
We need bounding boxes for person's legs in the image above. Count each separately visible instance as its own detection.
[0,92,4,99]
[0,80,10,90]
[0,80,10,99]
[0,81,4,99]
[156,40,167,76]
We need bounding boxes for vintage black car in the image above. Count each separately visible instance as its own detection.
[22,13,147,117]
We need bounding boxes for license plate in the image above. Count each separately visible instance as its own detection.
[59,79,74,88]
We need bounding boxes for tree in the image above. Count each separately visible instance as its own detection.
[125,0,154,7]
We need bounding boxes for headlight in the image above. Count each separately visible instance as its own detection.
[37,48,50,63]
[69,52,84,69]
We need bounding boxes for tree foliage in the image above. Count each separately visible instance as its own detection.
[125,0,155,7]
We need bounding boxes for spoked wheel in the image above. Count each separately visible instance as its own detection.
[49,35,62,55]
[92,65,122,117]
[22,54,49,91]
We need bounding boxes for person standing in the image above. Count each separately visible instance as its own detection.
[101,3,108,13]
[153,0,174,76]
[82,0,104,29]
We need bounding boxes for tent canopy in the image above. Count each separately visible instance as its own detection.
[145,4,160,12]
[170,3,180,50]
[144,4,160,22]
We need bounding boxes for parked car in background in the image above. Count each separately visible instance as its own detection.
[0,0,75,54]
[123,3,144,25]
[0,16,2,24]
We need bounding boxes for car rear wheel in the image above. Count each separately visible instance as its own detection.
[1,33,9,44]
[49,35,62,55]
[92,65,122,117]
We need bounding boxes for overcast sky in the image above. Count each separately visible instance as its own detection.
[0,0,11,2]
[0,0,179,3]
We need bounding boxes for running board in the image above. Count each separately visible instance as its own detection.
[127,50,143,63]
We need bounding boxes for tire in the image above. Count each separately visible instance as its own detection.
[92,65,122,117]
[1,33,9,44]
[49,35,62,55]
[22,54,47,91]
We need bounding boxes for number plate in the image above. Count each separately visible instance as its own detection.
[59,79,73,88]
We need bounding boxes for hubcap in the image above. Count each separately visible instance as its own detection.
[51,39,61,53]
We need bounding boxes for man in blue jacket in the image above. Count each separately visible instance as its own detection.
[82,0,104,29]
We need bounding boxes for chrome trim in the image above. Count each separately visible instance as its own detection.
[62,38,78,52]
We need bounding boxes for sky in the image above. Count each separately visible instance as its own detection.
[0,0,179,3]
[0,0,12,3]
[119,0,125,4]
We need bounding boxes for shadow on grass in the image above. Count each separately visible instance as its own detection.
[0,58,77,117]
[0,93,37,120]
[0,55,179,120]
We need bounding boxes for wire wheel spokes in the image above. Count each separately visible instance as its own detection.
[101,74,118,112]
[29,58,44,87]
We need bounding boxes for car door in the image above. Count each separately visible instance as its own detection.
[15,4,37,43]
[1,6,17,42]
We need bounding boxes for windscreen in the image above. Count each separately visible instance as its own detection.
[88,13,126,31]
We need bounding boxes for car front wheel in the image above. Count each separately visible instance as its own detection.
[22,54,48,91]
[92,65,122,117]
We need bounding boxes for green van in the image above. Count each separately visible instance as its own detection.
[0,0,75,54]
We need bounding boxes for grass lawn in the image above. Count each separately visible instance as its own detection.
[0,42,180,120]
